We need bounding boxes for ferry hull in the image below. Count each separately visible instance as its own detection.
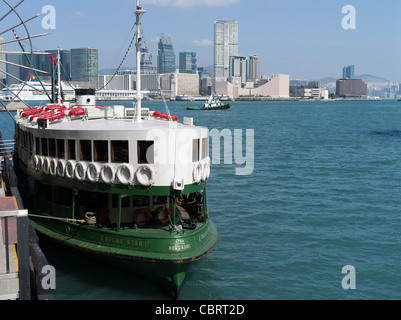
[30,217,218,298]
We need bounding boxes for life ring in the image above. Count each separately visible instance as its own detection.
[156,206,173,224]
[101,164,115,185]
[56,159,66,177]
[65,160,76,179]
[87,162,102,183]
[116,164,134,185]
[74,162,88,181]
[135,165,155,187]
[201,157,211,181]
[49,158,58,176]
[33,155,41,171]
[192,162,201,183]
[133,208,152,226]
[42,157,51,175]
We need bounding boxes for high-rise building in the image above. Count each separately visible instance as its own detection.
[0,37,5,86]
[157,35,176,74]
[248,54,259,80]
[229,55,247,85]
[342,65,355,79]
[179,52,197,74]
[71,47,98,84]
[44,49,71,80]
[214,20,238,80]
[336,78,367,98]
[140,48,156,74]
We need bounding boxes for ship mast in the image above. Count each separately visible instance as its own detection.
[134,0,145,122]
[57,47,62,104]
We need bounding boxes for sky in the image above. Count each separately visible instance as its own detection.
[3,0,401,82]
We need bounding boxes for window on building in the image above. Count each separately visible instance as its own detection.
[137,141,154,164]
[192,139,200,162]
[68,140,76,160]
[94,140,108,163]
[111,141,129,163]
[80,140,92,161]
[57,139,65,159]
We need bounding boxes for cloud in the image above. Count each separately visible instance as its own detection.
[143,0,239,8]
[69,11,87,19]
[191,39,214,47]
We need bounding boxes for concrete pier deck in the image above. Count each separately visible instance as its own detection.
[0,192,20,300]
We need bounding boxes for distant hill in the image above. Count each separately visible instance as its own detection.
[99,68,119,75]
[320,74,394,93]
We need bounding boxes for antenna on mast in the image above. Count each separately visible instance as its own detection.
[134,0,145,123]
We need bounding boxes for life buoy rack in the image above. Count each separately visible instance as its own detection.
[101,164,115,185]
[116,164,134,185]
[65,160,76,179]
[201,157,211,181]
[156,206,173,224]
[192,162,201,183]
[42,157,51,175]
[33,154,41,171]
[87,162,102,183]
[135,165,155,187]
[152,111,178,122]
[133,208,152,226]
[49,158,58,176]
[56,159,66,177]
[74,162,88,181]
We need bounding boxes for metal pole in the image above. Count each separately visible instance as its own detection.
[4,217,10,274]
[134,1,145,123]
[117,194,122,232]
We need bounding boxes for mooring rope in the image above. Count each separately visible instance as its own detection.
[28,214,85,224]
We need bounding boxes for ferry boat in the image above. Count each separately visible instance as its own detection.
[12,1,217,298]
[1,79,75,103]
[187,94,230,110]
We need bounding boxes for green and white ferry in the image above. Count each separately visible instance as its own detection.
[13,1,217,299]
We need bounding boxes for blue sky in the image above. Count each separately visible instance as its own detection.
[4,0,401,82]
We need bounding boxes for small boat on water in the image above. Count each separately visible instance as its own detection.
[187,95,230,110]
[12,0,217,299]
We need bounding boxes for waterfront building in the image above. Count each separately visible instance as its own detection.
[71,47,98,85]
[44,49,71,81]
[160,71,199,97]
[336,78,367,98]
[343,65,355,79]
[215,74,290,99]
[99,73,159,93]
[0,38,5,87]
[140,48,157,74]
[6,52,22,85]
[157,35,176,74]
[179,52,197,74]
[248,54,259,80]
[214,20,238,80]
[229,55,247,86]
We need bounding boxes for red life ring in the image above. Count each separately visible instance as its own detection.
[133,208,152,226]
[156,206,173,224]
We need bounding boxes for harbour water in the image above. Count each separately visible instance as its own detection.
[2,99,401,300]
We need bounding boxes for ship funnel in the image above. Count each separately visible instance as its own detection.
[75,88,96,107]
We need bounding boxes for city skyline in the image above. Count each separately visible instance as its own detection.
[7,0,401,83]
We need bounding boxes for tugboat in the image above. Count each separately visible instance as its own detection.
[12,1,217,299]
[187,94,230,110]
